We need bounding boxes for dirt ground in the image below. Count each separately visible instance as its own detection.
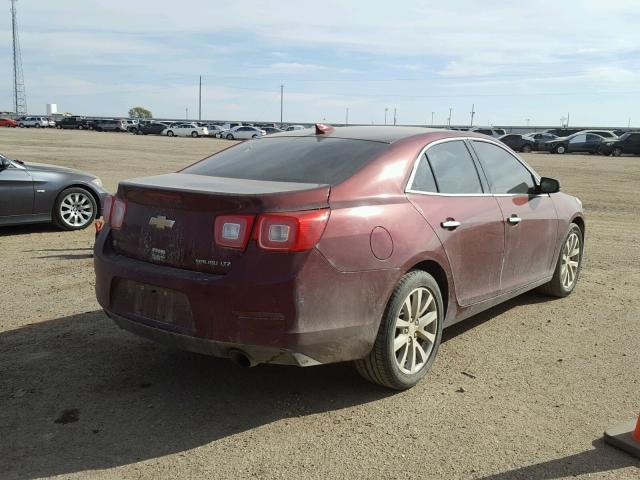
[0,128,638,479]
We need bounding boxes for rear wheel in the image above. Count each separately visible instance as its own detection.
[35,123,41,128]
[53,187,97,231]
[167,130,174,137]
[522,144,532,153]
[354,270,443,390]
[78,125,84,130]
[612,147,623,157]
[537,224,583,297]
[226,134,234,140]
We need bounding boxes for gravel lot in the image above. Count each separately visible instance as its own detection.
[1,128,638,479]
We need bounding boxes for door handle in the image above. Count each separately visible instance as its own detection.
[507,215,522,225]
[441,219,461,230]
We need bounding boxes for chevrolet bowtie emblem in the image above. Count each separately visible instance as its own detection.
[149,215,175,230]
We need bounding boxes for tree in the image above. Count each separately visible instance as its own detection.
[128,106,152,119]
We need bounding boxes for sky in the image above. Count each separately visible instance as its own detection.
[1,0,640,126]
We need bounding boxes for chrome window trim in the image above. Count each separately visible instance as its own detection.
[7,159,26,170]
[405,136,542,198]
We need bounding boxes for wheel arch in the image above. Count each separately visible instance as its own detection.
[571,214,585,238]
[407,259,451,319]
[53,183,103,217]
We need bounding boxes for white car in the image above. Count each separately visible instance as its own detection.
[18,116,50,128]
[204,124,226,136]
[222,126,265,140]
[162,123,209,138]
[284,124,306,131]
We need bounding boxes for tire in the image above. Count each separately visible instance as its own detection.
[167,130,174,137]
[537,223,583,298]
[191,131,198,138]
[555,145,566,154]
[612,147,622,157]
[354,270,444,390]
[19,124,24,128]
[53,187,97,231]
[35,123,41,128]
[252,134,257,139]
[226,134,234,140]
[78,125,84,130]
[522,144,532,153]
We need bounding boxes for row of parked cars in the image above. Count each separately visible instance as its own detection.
[495,129,640,156]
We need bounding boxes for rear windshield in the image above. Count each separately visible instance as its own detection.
[183,137,389,185]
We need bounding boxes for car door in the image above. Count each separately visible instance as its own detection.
[406,139,505,306]
[568,134,587,152]
[470,140,558,292]
[585,134,603,153]
[627,133,640,154]
[0,161,34,220]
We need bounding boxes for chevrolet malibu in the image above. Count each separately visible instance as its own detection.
[94,126,585,389]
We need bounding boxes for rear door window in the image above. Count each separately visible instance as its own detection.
[472,141,535,194]
[425,141,483,194]
[183,137,389,185]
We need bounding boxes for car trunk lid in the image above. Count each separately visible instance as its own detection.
[110,173,329,274]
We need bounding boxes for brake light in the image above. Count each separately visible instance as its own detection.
[256,209,330,251]
[214,215,255,249]
[110,197,127,229]
[102,195,113,222]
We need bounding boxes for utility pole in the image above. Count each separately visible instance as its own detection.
[393,107,397,126]
[384,107,388,125]
[469,103,475,127]
[185,107,188,120]
[345,107,349,126]
[628,118,631,128]
[447,107,452,127]
[10,0,27,115]
[198,76,202,121]
[567,112,570,127]
[431,111,434,126]
[280,84,284,125]
[525,118,530,126]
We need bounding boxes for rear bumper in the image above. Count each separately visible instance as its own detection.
[94,229,398,366]
[109,312,321,366]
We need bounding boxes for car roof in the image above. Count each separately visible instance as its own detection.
[272,126,451,144]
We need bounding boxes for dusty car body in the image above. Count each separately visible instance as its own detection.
[94,126,585,389]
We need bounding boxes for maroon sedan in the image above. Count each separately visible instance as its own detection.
[94,126,585,389]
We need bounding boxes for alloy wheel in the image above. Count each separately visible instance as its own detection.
[59,192,94,228]
[393,287,438,374]
[560,232,581,289]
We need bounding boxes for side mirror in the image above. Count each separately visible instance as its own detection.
[0,157,10,171]
[538,177,560,194]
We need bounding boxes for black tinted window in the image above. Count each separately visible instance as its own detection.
[410,154,437,192]
[183,137,388,185]
[472,141,535,194]
[426,141,483,194]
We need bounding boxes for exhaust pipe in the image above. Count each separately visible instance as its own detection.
[228,349,257,368]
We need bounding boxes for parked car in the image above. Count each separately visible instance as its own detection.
[94,119,127,132]
[0,153,106,230]
[284,124,306,131]
[543,128,584,137]
[598,131,640,156]
[498,134,534,153]
[133,122,170,135]
[122,119,139,132]
[469,127,505,138]
[543,132,608,154]
[0,118,18,128]
[203,124,226,136]
[262,127,284,135]
[56,116,91,130]
[162,123,209,137]
[94,126,584,390]
[578,130,618,139]
[521,132,558,151]
[18,116,50,128]
[222,126,265,140]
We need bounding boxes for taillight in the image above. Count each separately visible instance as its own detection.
[102,195,113,222]
[256,209,330,251]
[214,215,255,249]
[110,197,127,229]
